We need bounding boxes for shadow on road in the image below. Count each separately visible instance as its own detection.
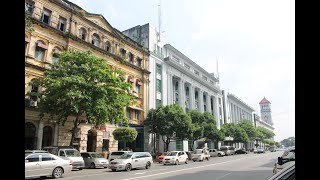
[155,169,274,180]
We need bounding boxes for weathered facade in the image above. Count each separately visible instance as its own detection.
[25,0,150,154]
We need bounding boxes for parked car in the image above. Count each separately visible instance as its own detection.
[219,146,235,156]
[109,152,153,172]
[269,145,277,152]
[157,152,170,163]
[81,152,109,169]
[25,150,48,156]
[191,148,210,162]
[43,146,85,170]
[273,147,295,174]
[108,151,132,162]
[25,153,72,179]
[269,162,295,180]
[209,149,225,157]
[163,151,189,165]
[235,149,249,154]
[257,148,265,154]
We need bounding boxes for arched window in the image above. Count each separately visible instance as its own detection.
[42,126,53,147]
[25,122,36,150]
[29,78,39,101]
[52,47,62,64]
[92,33,100,47]
[128,52,134,64]
[136,57,142,67]
[175,82,179,91]
[104,41,111,52]
[35,40,48,61]
[79,27,87,40]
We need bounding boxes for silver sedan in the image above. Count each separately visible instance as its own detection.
[25,153,72,179]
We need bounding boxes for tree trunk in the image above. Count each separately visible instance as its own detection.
[69,115,80,146]
[165,137,170,152]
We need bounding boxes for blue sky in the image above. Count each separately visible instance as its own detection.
[68,0,295,142]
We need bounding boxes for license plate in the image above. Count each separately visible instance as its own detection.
[165,161,169,163]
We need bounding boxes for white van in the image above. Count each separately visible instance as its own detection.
[109,152,153,172]
[108,151,132,162]
[219,146,235,156]
[43,146,85,170]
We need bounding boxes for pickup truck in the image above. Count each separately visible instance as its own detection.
[191,148,210,162]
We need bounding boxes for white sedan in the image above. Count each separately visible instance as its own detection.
[25,153,72,179]
[163,151,189,165]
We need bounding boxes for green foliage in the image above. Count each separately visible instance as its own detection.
[25,12,34,32]
[27,50,134,145]
[255,127,275,140]
[203,123,225,142]
[221,123,237,137]
[280,137,295,147]
[144,104,193,151]
[238,119,256,141]
[233,126,249,143]
[113,127,138,142]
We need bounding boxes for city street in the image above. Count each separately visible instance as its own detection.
[30,151,282,180]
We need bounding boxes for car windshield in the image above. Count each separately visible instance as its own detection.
[119,153,133,159]
[166,152,178,156]
[65,150,81,157]
[194,150,203,154]
[90,153,104,158]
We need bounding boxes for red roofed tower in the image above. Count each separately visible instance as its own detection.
[259,97,273,125]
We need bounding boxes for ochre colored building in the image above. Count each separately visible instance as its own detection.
[25,0,150,154]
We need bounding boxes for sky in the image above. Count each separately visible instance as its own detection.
[68,0,295,142]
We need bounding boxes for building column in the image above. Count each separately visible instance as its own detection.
[70,19,75,36]
[199,90,204,112]
[87,28,92,43]
[215,97,220,128]
[37,121,44,149]
[53,123,59,146]
[208,94,212,114]
[167,73,173,105]
[190,85,195,109]
[179,79,185,110]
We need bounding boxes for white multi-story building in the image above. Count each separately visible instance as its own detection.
[123,25,224,153]
[222,91,255,149]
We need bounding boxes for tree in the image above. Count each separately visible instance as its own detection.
[233,126,249,144]
[27,50,133,146]
[203,123,225,142]
[280,137,295,147]
[187,110,204,145]
[113,127,138,142]
[143,108,158,153]
[221,123,237,138]
[145,104,193,152]
[238,119,256,149]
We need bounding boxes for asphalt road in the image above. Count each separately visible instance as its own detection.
[28,151,283,180]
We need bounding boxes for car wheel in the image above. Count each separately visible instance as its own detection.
[146,161,151,169]
[185,159,188,164]
[112,169,117,172]
[193,160,196,162]
[218,153,221,157]
[52,167,63,179]
[175,160,179,165]
[125,163,132,171]
[90,162,96,169]
[207,157,210,161]
[78,168,83,170]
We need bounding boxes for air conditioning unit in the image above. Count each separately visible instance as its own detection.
[30,100,37,107]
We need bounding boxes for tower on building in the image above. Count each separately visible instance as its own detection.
[259,97,273,125]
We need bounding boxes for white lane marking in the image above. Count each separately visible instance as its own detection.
[135,172,146,175]
[216,173,231,179]
[121,156,261,180]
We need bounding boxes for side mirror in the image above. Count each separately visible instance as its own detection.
[278,157,283,165]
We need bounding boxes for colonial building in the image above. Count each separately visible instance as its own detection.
[122,23,166,153]
[259,97,273,126]
[221,91,255,149]
[25,0,150,153]
[123,25,224,153]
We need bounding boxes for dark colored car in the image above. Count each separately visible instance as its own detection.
[235,149,248,154]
